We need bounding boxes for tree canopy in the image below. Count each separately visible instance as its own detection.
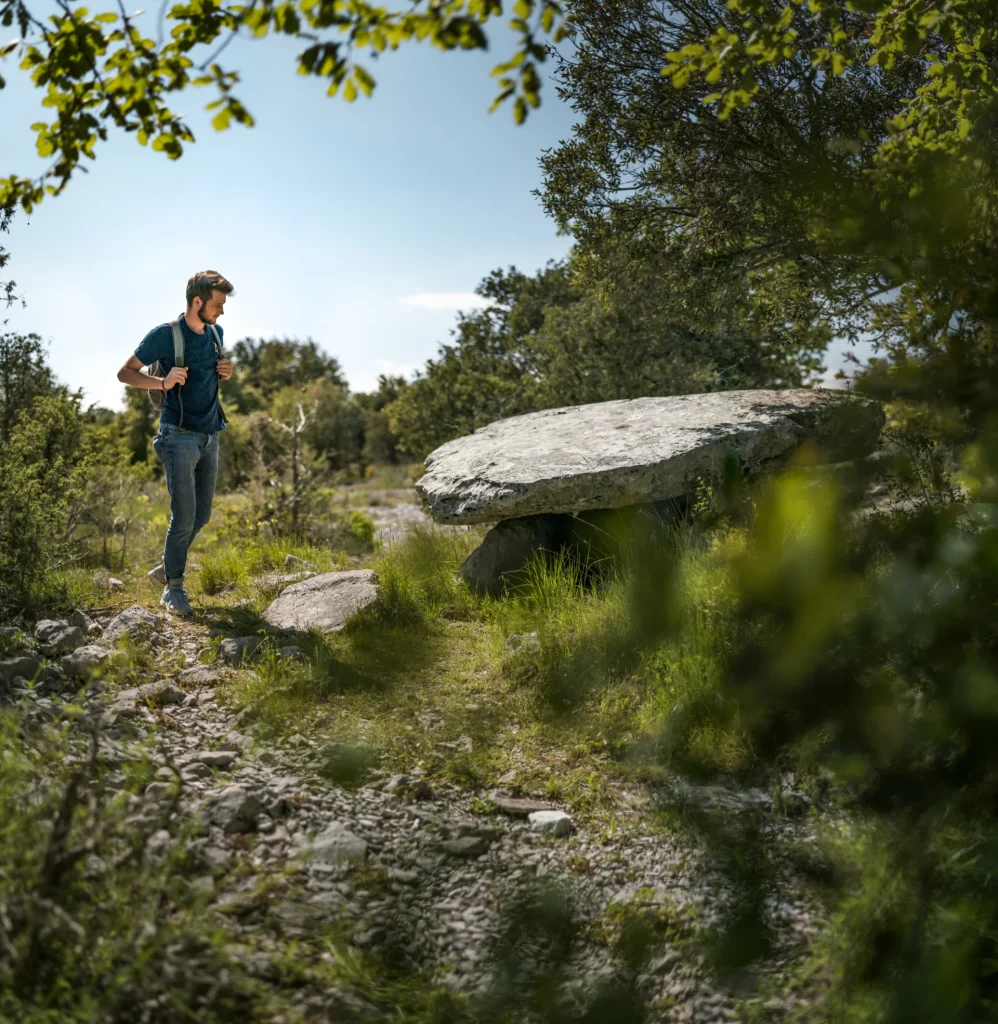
[0,0,573,211]
[541,0,997,369]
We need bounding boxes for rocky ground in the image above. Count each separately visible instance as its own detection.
[1,602,827,1022]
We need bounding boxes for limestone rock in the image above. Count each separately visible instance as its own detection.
[460,506,686,595]
[306,822,368,865]
[116,679,185,707]
[194,750,238,769]
[528,810,572,837]
[417,390,884,525]
[493,796,559,817]
[102,605,160,645]
[35,619,68,644]
[0,655,41,685]
[443,836,490,857]
[262,570,379,633]
[205,785,262,833]
[217,636,263,667]
[178,666,222,687]
[39,625,87,657]
[61,644,110,679]
[68,609,101,636]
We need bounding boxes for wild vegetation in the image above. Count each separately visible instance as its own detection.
[3,0,998,1022]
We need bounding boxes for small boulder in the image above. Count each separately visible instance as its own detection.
[194,751,238,769]
[494,796,559,818]
[443,836,491,857]
[278,645,308,660]
[102,606,160,645]
[528,810,572,837]
[284,554,315,570]
[35,619,68,644]
[40,625,87,657]
[116,679,185,707]
[178,666,222,687]
[217,636,263,667]
[306,822,368,865]
[68,609,101,636]
[61,645,110,679]
[0,655,41,685]
[263,570,379,633]
[205,786,262,834]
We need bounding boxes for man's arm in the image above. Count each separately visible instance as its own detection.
[117,354,187,390]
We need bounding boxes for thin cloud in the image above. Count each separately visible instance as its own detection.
[399,292,495,311]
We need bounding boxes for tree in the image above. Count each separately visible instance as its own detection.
[0,0,573,211]
[0,331,55,442]
[0,205,17,310]
[227,337,346,413]
[581,3,998,1019]
[386,265,556,458]
[540,0,996,371]
[387,256,825,459]
[354,374,411,464]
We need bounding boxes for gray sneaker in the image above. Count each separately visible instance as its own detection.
[148,563,166,586]
[160,586,193,617]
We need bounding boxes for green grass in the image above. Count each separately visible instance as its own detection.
[200,514,755,823]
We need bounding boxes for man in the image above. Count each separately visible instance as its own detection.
[117,271,235,615]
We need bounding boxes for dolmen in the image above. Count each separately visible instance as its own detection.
[415,389,884,595]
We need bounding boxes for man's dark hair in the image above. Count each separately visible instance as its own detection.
[186,270,234,308]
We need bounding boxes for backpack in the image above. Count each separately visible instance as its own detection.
[147,319,226,428]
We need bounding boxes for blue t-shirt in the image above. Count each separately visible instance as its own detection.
[135,317,226,433]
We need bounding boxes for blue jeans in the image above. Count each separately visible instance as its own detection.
[152,425,219,586]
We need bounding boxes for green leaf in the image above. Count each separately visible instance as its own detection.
[342,77,357,102]
[514,0,533,17]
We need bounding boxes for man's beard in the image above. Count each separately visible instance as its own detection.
[197,306,214,325]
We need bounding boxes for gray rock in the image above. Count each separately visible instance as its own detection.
[284,554,315,570]
[528,810,572,837]
[306,822,368,865]
[102,605,160,645]
[217,636,263,667]
[116,680,185,707]
[177,666,221,686]
[493,796,559,817]
[39,624,87,657]
[35,619,68,644]
[263,570,380,633]
[68,609,101,636]
[205,785,262,833]
[61,644,110,679]
[659,780,772,813]
[258,572,316,590]
[417,390,884,524]
[278,645,308,660]
[460,506,685,596]
[0,655,41,685]
[383,773,412,793]
[195,750,238,769]
[444,836,491,857]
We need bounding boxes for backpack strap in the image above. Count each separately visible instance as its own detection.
[169,319,185,429]
[207,323,228,426]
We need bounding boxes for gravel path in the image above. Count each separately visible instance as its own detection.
[2,604,827,1022]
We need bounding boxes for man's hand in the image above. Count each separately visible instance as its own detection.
[162,366,188,390]
[216,359,234,382]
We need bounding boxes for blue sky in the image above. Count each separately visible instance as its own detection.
[0,23,576,408]
[0,19,854,410]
